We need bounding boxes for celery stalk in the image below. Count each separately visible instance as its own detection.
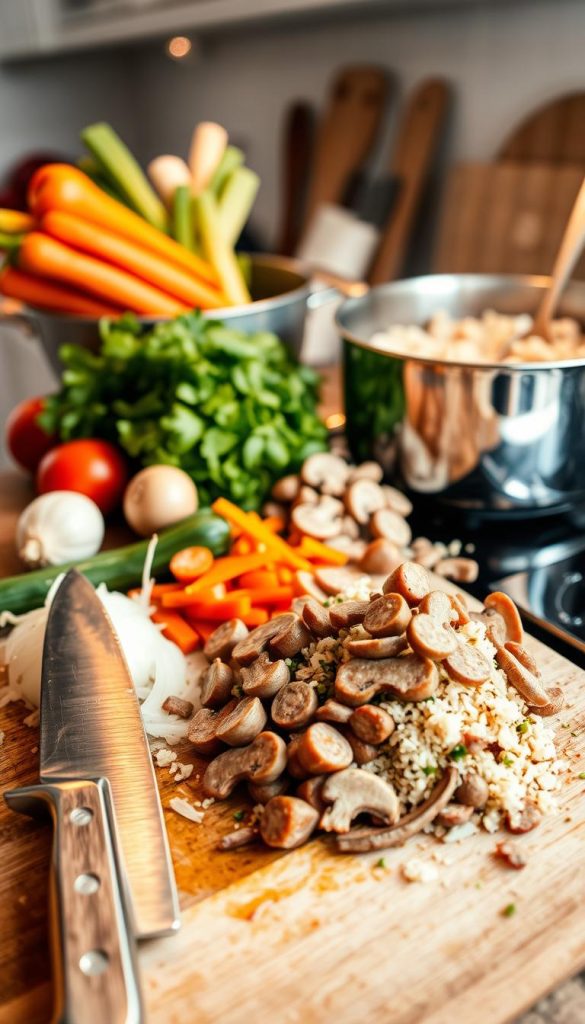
[172,185,195,251]
[81,122,168,232]
[217,167,260,247]
[236,252,252,288]
[194,191,250,306]
[210,146,244,196]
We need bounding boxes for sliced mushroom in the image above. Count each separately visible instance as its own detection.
[363,593,411,638]
[359,538,401,577]
[291,501,342,540]
[232,614,297,666]
[370,508,412,548]
[342,727,379,765]
[495,645,549,707]
[407,614,458,660]
[335,653,438,706]
[470,607,507,647]
[335,765,458,852]
[381,485,413,518]
[201,658,235,708]
[314,699,354,725]
[436,803,474,828]
[505,802,542,834]
[162,695,194,719]
[241,652,290,699]
[329,599,370,630]
[215,696,268,746]
[187,698,238,756]
[260,795,320,849]
[271,473,300,503]
[320,768,399,833]
[434,557,479,583]
[484,592,523,642]
[454,772,489,809]
[314,566,369,596]
[383,562,430,606]
[410,537,444,570]
[449,592,471,627]
[204,618,249,663]
[302,452,349,496]
[528,685,565,717]
[271,681,319,730]
[444,642,491,686]
[296,723,354,775]
[217,827,257,851]
[344,479,386,524]
[345,634,408,660]
[349,461,384,483]
[269,615,312,659]
[261,500,288,521]
[504,641,540,677]
[248,777,289,804]
[203,731,287,798]
[349,705,395,744]
[340,515,361,540]
[418,590,454,624]
[294,570,328,602]
[296,775,327,813]
[301,597,336,638]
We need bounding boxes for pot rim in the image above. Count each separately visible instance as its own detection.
[335,272,585,372]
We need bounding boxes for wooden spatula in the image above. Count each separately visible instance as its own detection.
[368,78,451,284]
[533,174,585,337]
[276,101,314,256]
[301,66,389,237]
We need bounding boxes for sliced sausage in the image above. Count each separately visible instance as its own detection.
[204,618,249,662]
[329,600,370,630]
[342,727,379,765]
[454,772,489,809]
[203,731,287,798]
[269,615,312,659]
[407,614,458,660]
[162,695,194,719]
[528,685,564,717]
[201,658,235,708]
[349,705,395,744]
[434,557,479,583]
[335,653,438,706]
[296,775,328,813]
[370,508,412,548]
[286,734,308,780]
[215,696,268,746]
[495,645,549,707]
[301,596,336,638]
[260,796,320,849]
[345,634,408,660]
[232,614,297,666]
[444,643,491,686]
[187,698,238,756]
[248,777,289,804]
[504,641,540,677]
[359,538,401,577]
[436,803,474,828]
[418,590,454,623]
[271,681,319,730]
[363,593,411,638]
[382,562,430,606]
[449,592,470,626]
[484,592,523,643]
[314,699,354,725]
[241,652,290,699]
[296,723,354,775]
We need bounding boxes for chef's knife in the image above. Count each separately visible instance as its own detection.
[5,570,180,1019]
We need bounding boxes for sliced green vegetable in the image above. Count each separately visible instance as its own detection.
[0,510,229,616]
[217,167,260,247]
[172,185,195,251]
[0,232,25,250]
[81,122,168,232]
[193,191,250,306]
[210,146,244,196]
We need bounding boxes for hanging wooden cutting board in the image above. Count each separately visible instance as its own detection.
[498,92,585,166]
[433,160,585,279]
[369,78,451,284]
[300,65,390,237]
[276,101,315,256]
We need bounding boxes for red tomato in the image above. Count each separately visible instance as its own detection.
[5,396,57,473]
[36,439,128,515]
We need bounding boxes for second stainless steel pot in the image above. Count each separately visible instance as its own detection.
[336,274,585,516]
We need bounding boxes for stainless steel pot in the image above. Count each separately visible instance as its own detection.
[336,274,585,517]
[2,254,357,373]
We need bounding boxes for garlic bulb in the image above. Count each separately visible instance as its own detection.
[16,491,105,569]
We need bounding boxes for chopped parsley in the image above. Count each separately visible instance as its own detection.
[233,809,245,822]
[374,857,387,869]
[285,655,302,673]
[501,754,514,767]
[578,772,585,780]
[448,744,468,761]
[502,903,516,918]
[422,765,438,776]
[516,720,530,735]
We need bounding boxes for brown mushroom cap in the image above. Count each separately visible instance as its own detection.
[271,681,319,730]
[370,508,412,548]
[335,653,439,706]
[434,557,479,584]
[381,485,413,518]
[454,771,489,809]
[349,461,384,483]
[301,453,349,495]
[291,501,343,540]
[320,768,399,833]
[203,618,249,663]
[271,473,301,503]
[359,539,401,577]
[344,479,386,524]
[436,803,475,828]
[241,652,290,698]
[260,795,320,849]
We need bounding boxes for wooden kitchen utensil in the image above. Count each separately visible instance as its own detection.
[498,92,585,166]
[276,101,314,255]
[533,174,585,336]
[368,78,451,284]
[300,66,389,237]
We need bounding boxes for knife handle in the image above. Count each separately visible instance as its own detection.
[5,778,143,1024]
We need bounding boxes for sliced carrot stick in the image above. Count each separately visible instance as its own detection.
[183,597,251,621]
[298,536,349,566]
[19,232,187,316]
[193,621,218,642]
[184,551,270,595]
[169,545,214,582]
[231,536,253,556]
[193,583,227,601]
[212,498,311,571]
[0,266,121,317]
[240,608,270,627]
[227,586,294,606]
[238,570,280,590]
[162,591,252,615]
[151,609,201,654]
[261,516,286,534]
[277,567,294,585]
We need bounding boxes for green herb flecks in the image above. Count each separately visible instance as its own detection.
[233,809,246,822]
[422,765,438,776]
[448,744,468,761]
[502,903,516,918]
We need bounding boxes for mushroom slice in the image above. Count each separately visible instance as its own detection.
[407,614,458,661]
[349,461,384,483]
[271,681,318,730]
[342,728,379,766]
[484,592,523,642]
[444,642,491,687]
[296,722,354,774]
[363,593,411,638]
[215,696,268,747]
[218,827,258,851]
[314,699,354,725]
[320,768,399,833]
[302,452,349,495]
[528,685,564,717]
[296,775,327,813]
[411,537,444,570]
[232,613,297,666]
[345,634,408,660]
[349,705,395,744]
[470,607,507,646]
[201,658,235,708]
[454,772,489,809]
[335,654,438,707]
[449,592,470,627]
[291,501,342,541]
[294,570,328,602]
[329,599,370,630]
[294,484,320,506]
[344,479,386,524]
[434,557,479,583]
[436,803,474,828]
[302,596,336,638]
[370,508,412,548]
[204,618,249,663]
[248,777,289,804]
[359,538,401,577]
[260,796,320,849]
[381,485,413,518]
[271,473,300,503]
[162,695,194,719]
[314,566,370,596]
[504,641,540,677]
[269,615,312,659]
[203,731,287,798]
[187,698,238,756]
[241,652,290,698]
[418,591,454,624]
[495,645,549,707]
[335,765,458,852]
[383,561,430,606]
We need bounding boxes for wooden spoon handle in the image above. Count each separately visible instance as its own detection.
[533,175,585,336]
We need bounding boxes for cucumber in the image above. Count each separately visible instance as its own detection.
[0,510,230,616]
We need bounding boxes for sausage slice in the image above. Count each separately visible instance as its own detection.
[271,681,319,730]
[241,652,290,698]
[296,723,354,774]
[301,597,336,638]
[382,562,430,606]
[203,731,287,798]
[345,634,408,660]
[363,593,411,638]
[260,796,319,849]
[232,614,297,666]
[349,705,395,744]
[407,614,458,660]
[329,600,370,630]
[444,643,491,686]
[484,592,523,643]
[201,658,235,707]
[204,618,249,662]
[335,653,438,706]
[215,696,267,746]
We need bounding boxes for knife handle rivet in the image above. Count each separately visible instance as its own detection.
[70,806,93,826]
[74,873,101,895]
[79,949,109,976]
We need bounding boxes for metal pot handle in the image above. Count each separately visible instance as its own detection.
[307,271,369,310]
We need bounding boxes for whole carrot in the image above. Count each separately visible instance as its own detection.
[18,232,188,316]
[42,210,225,310]
[0,265,121,317]
[28,164,220,290]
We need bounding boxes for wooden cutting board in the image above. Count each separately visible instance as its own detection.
[434,160,585,279]
[1,471,585,1024]
[498,92,585,166]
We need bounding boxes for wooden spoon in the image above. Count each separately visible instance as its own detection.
[533,175,585,338]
